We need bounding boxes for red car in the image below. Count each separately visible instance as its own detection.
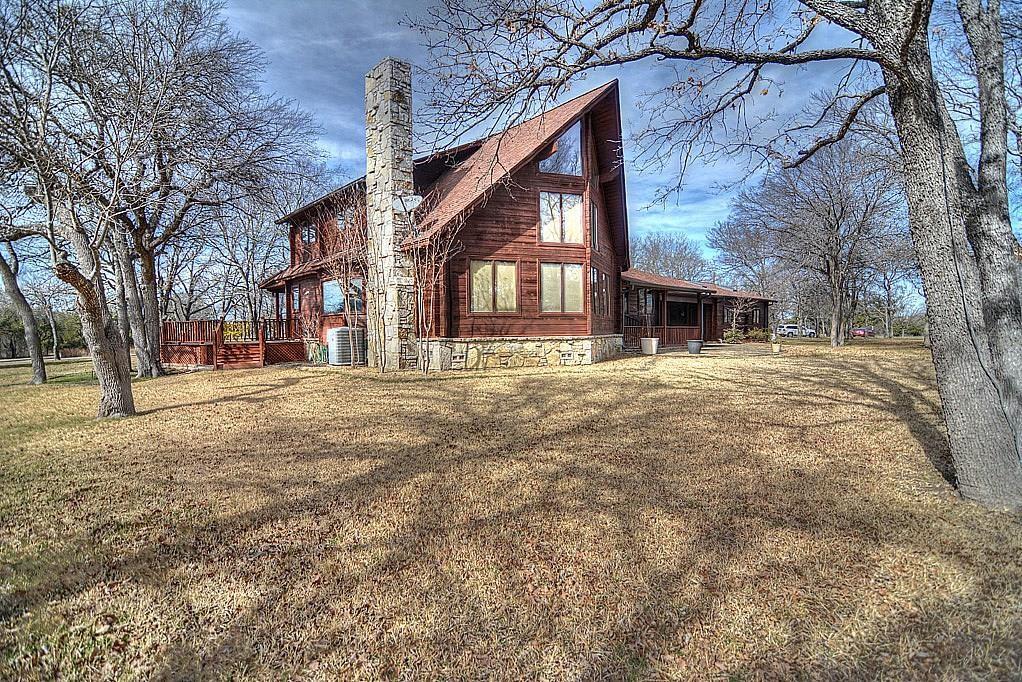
[850,327,876,337]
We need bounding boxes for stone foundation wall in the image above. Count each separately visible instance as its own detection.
[424,335,623,371]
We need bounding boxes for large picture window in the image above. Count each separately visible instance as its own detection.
[539,192,583,243]
[538,121,582,175]
[541,262,584,313]
[322,278,365,316]
[470,260,517,313]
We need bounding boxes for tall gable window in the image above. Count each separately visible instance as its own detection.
[538,121,582,175]
[470,260,518,313]
[540,192,583,244]
[540,262,584,313]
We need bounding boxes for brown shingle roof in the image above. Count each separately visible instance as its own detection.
[621,269,774,301]
[407,81,620,246]
[621,269,715,293]
[259,249,362,290]
[702,283,774,301]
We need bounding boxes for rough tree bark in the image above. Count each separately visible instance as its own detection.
[55,248,135,417]
[111,232,161,378]
[882,26,1022,506]
[0,245,46,384]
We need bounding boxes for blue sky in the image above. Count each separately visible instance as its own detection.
[221,0,767,254]
[222,1,1019,254]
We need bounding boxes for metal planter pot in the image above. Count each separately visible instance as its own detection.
[688,339,704,354]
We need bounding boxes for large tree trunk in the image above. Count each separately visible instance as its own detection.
[76,295,135,418]
[56,225,136,418]
[134,247,166,377]
[44,305,60,359]
[112,233,161,378]
[883,31,1022,508]
[0,248,46,384]
[957,0,1022,450]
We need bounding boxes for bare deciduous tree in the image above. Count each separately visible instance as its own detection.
[630,231,712,281]
[0,240,45,383]
[726,143,904,347]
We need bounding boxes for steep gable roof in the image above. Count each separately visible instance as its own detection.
[408,81,621,245]
[273,80,630,268]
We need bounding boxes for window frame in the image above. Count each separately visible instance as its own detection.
[589,199,599,252]
[538,191,585,245]
[291,285,300,313]
[590,269,611,318]
[539,261,586,315]
[467,258,521,316]
[537,120,584,177]
[301,223,317,245]
[322,279,344,316]
[322,278,365,318]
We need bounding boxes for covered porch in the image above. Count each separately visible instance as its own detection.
[620,271,717,349]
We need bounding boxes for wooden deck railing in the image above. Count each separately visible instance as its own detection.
[623,325,702,348]
[160,319,220,344]
[162,319,305,345]
[161,318,309,370]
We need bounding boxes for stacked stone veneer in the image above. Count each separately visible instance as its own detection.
[424,335,623,371]
[365,58,417,370]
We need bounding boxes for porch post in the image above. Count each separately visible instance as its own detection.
[697,292,704,339]
[258,322,266,367]
[660,289,667,338]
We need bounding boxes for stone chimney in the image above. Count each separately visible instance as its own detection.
[365,58,417,370]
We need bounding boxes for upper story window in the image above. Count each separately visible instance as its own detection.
[590,200,599,251]
[539,121,582,176]
[540,192,583,244]
[301,223,317,245]
[470,260,517,313]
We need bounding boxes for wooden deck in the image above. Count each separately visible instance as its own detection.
[160,320,306,370]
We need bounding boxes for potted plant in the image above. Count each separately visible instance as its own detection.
[687,339,703,354]
[771,332,782,354]
[639,316,659,355]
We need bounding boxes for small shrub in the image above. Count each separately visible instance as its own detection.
[745,327,771,343]
[723,328,745,344]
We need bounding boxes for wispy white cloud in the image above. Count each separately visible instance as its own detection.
[222,1,905,252]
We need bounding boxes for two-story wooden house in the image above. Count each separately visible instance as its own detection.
[254,58,769,371]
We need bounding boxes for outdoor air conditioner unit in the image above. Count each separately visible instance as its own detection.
[327,327,367,366]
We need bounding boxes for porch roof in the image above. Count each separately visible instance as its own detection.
[259,249,362,290]
[621,269,774,301]
[620,269,715,294]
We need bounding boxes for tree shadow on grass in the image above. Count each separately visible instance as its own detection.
[3,353,1017,679]
[136,375,308,416]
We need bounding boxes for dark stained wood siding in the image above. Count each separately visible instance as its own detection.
[446,115,623,339]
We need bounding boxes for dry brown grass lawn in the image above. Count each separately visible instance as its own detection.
[1,341,1020,680]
